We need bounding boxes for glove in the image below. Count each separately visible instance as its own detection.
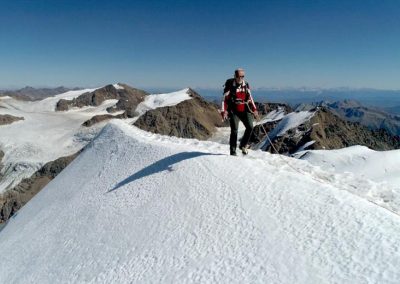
[253,110,259,120]
[221,111,228,121]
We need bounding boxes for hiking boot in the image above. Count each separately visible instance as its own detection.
[230,151,237,156]
[239,145,249,155]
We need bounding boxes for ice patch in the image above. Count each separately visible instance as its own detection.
[113,83,124,90]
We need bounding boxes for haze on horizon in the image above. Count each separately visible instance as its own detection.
[1,0,400,90]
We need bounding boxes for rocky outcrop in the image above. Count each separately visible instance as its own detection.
[0,150,81,223]
[0,114,24,125]
[134,89,224,140]
[0,150,3,180]
[252,107,400,154]
[82,113,126,127]
[256,102,293,116]
[56,84,148,118]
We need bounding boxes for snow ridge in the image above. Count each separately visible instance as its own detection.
[0,120,399,283]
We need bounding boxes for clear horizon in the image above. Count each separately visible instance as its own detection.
[1,0,400,90]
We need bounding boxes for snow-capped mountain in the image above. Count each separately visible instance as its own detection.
[134,88,224,140]
[0,120,399,283]
[249,105,400,154]
[0,87,103,193]
[295,100,400,136]
[0,85,194,222]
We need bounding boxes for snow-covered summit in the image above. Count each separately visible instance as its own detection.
[135,88,192,116]
[0,120,399,283]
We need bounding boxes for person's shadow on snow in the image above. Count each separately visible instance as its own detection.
[108,151,222,192]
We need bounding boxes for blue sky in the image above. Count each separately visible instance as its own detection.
[1,0,400,89]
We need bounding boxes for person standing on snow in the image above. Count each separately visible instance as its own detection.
[221,68,258,156]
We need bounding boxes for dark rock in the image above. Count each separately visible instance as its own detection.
[55,84,148,117]
[0,150,81,223]
[0,114,24,125]
[55,99,70,111]
[252,106,400,154]
[256,102,293,115]
[296,100,400,136]
[82,113,126,127]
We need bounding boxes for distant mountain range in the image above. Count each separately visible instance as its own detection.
[384,105,400,115]
[196,87,400,114]
[0,86,80,101]
[295,100,400,136]
[250,104,399,155]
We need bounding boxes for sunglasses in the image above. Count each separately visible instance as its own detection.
[237,75,245,78]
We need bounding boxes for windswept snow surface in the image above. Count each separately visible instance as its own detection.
[296,146,400,186]
[295,146,400,214]
[0,120,399,283]
[135,88,192,116]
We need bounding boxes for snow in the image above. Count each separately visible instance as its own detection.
[0,120,399,283]
[209,124,246,145]
[135,88,192,116]
[256,107,286,125]
[294,146,400,214]
[113,83,124,90]
[255,110,315,150]
[296,140,316,152]
[20,88,99,112]
[274,111,315,137]
[0,87,195,194]
[0,87,111,193]
[295,145,400,188]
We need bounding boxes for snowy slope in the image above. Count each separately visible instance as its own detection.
[295,146,400,187]
[134,88,192,117]
[257,106,286,124]
[294,146,400,213]
[0,88,109,193]
[0,87,192,194]
[0,120,399,283]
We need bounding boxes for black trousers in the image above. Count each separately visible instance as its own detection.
[229,111,254,154]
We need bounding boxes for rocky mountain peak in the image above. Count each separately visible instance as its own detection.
[134,88,224,140]
[252,104,400,154]
[56,83,149,118]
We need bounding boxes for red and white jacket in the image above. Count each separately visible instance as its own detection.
[222,80,257,114]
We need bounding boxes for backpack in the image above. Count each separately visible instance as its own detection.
[223,78,251,112]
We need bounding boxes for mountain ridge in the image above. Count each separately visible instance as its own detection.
[0,120,399,283]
